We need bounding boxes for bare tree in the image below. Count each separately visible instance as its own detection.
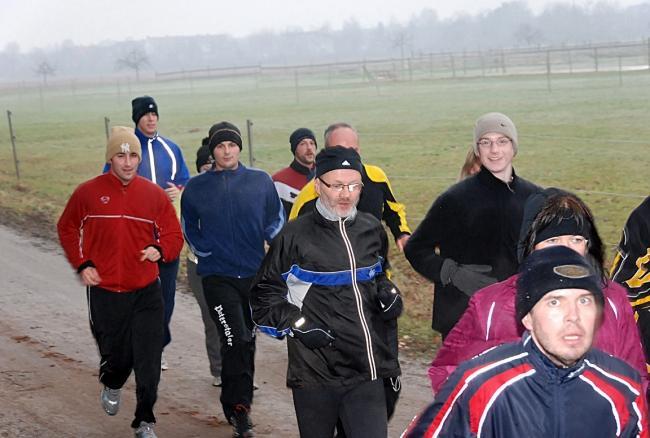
[35,60,55,86]
[514,24,543,47]
[392,30,411,68]
[116,48,149,81]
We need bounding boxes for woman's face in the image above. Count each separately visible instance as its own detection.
[534,235,589,257]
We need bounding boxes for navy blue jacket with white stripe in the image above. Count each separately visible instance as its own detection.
[180,163,285,279]
[404,333,648,438]
[250,206,400,388]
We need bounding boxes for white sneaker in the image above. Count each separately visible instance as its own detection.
[212,376,222,387]
[100,386,121,416]
[161,355,169,371]
[134,421,157,438]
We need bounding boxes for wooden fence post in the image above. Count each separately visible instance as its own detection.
[7,110,20,182]
[246,119,255,167]
[546,50,552,92]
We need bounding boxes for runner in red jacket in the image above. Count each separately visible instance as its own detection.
[57,126,183,438]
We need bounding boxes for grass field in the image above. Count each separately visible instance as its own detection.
[1,70,649,355]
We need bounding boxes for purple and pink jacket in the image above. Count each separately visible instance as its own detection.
[429,273,647,395]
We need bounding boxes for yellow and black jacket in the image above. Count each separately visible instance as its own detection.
[611,196,650,367]
[611,196,650,311]
[289,163,410,241]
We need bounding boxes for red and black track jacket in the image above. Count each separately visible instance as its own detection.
[272,159,313,218]
[404,334,648,438]
[57,173,183,292]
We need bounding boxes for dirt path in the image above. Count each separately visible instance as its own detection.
[0,224,433,437]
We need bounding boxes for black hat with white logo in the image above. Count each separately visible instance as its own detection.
[315,145,362,178]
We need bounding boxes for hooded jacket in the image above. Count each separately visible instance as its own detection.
[250,207,400,388]
[405,334,647,438]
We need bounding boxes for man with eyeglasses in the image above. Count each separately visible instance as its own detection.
[405,112,540,339]
[289,122,411,252]
[181,121,285,438]
[251,146,401,437]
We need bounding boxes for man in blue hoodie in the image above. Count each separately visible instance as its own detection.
[181,121,285,438]
[105,96,191,370]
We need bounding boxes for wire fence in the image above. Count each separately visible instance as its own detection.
[155,39,650,89]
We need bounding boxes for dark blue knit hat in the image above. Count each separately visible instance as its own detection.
[516,246,603,320]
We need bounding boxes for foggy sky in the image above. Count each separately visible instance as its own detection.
[1,0,647,51]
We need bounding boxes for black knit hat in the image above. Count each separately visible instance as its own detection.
[131,96,158,124]
[516,246,603,321]
[315,145,362,178]
[290,128,317,155]
[196,139,212,173]
[208,121,242,154]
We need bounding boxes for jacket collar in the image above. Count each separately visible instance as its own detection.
[313,199,358,228]
[105,171,139,188]
[134,126,158,141]
[523,332,586,382]
[289,159,314,177]
[476,165,520,191]
[214,162,245,175]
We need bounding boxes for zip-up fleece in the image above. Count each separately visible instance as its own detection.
[180,163,285,278]
[405,334,647,438]
[57,173,184,292]
[103,127,190,190]
[250,208,400,388]
[428,274,648,395]
[405,166,540,337]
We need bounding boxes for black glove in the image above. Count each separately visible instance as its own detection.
[377,279,403,320]
[440,259,497,297]
[291,316,335,349]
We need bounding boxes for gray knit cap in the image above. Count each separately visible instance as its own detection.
[473,112,518,155]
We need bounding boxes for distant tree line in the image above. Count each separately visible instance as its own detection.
[1,1,650,83]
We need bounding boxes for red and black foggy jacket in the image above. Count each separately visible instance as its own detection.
[404,333,648,438]
[57,173,184,292]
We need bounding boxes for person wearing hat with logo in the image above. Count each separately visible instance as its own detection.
[272,127,317,217]
[251,146,402,437]
[289,122,411,252]
[181,121,284,437]
[427,188,646,395]
[105,96,191,370]
[403,245,647,438]
[405,112,540,338]
[58,126,184,438]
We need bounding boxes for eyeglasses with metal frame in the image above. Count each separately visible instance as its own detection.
[476,137,512,148]
[318,177,364,193]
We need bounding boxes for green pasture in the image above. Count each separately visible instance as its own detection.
[1,71,649,354]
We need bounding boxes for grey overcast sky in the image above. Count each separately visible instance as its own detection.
[1,0,646,51]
